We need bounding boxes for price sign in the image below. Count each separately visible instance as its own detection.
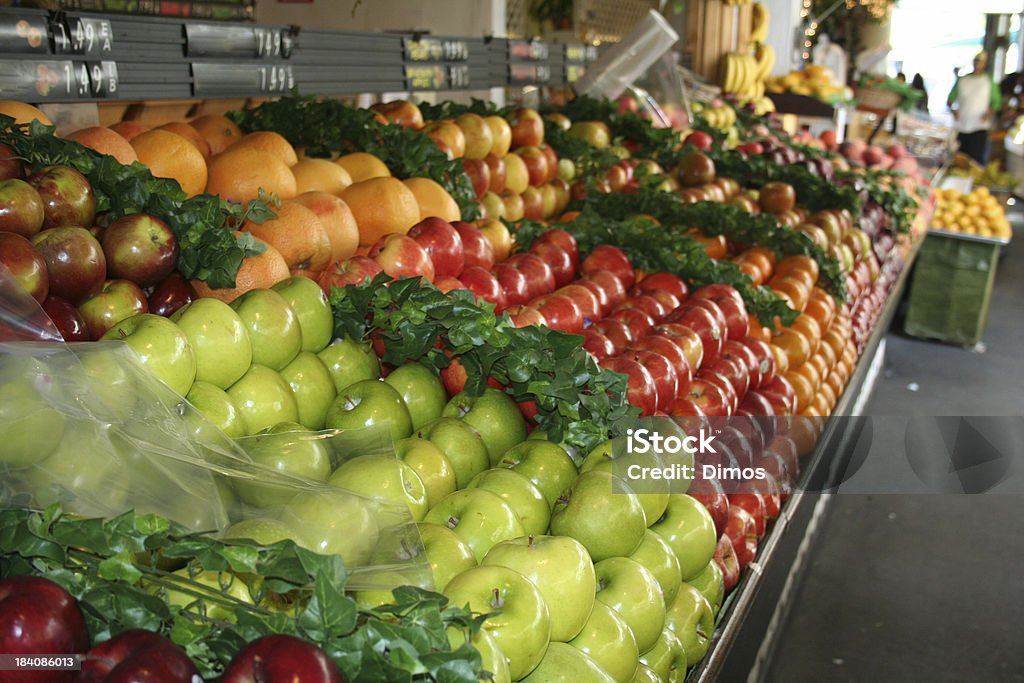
[186,24,291,59]
[192,62,293,96]
[565,65,586,83]
[448,65,470,88]
[405,37,444,62]
[54,17,113,56]
[509,64,550,85]
[85,61,118,97]
[0,59,87,100]
[509,40,548,61]
[404,64,447,90]
[564,44,586,63]
[0,15,48,54]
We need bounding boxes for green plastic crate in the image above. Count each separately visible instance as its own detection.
[903,232,1003,345]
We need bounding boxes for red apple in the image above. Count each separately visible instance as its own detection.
[714,533,742,592]
[534,228,579,270]
[738,336,775,388]
[684,130,714,150]
[504,304,546,327]
[592,318,634,352]
[0,178,45,237]
[42,295,90,341]
[31,226,106,304]
[688,474,729,537]
[554,283,598,322]
[582,245,635,290]
[581,328,617,361]
[493,262,531,307]
[634,272,687,301]
[533,293,584,333]
[78,279,149,339]
[676,151,716,186]
[101,213,179,287]
[220,634,344,683]
[623,348,678,412]
[609,307,655,340]
[760,375,797,416]
[725,504,759,568]
[678,377,731,416]
[0,232,48,303]
[77,629,200,683]
[316,255,383,293]
[461,157,491,199]
[538,143,559,182]
[0,576,89,678]
[507,253,555,300]
[601,356,658,416]
[434,276,465,292]
[696,369,739,415]
[520,186,544,220]
[368,233,436,281]
[712,295,749,341]
[0,142,25,180]
[459,264,505,310]
[485,153,507,193]
[576,277,611,317]
[729,490,768,537]
[452,220,495,271]
[720,340,759,389]
[665,305,722,364]
[408,216,465,279]
[651,323,704,373]
[507,107,544,148]
[617,295,668,324]
[583,269,627,310]
[516,146,549,186]
[628,334,692,385]
[27,165,96,229]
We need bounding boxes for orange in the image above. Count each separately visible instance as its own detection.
[156,122,212,160]
[0,100,51,126]
[822,327,847,359]
[792,314,822,354]
[738,260,764,285]
[339,176,420,246]
[816,342,837,374]
[827,366,846,396]
[291,159,353,195]
[191,232,289,302]
[206,147,297,204]
[819,382,837,412]
[229,131,298,167]
[109,121,148,141]
[335,152,391,183]
[746,245,778,269]
[773,327,811,369]
[687,230,727,259]
[190,114,243,155]
[775,254,820,283]
[292,191,360,265]
[771,276,810,312]
[792,360,821,393]
[130,129,208,198]
[785,370,815,413]
[402,177,460,222]
[805,289,836,330]
[66,127,138,165]
[242,200,331,277]
[788,416,821,455]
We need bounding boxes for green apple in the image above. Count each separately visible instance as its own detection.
[317,337,380,392]
[664,582,714,667]
[235,422,332,507]
[277,489,380,567]
[272,276,333,353]
[227,364,300,435]
[526,429,581,464]
[424,488,524,561]
[230,288,302,371]
[580,438,669,525]
[649,494,717,581]
[568,601,638,683]
[686,560,724,617]
[324,379,412,445]
[444,564,551,680]
[22,423,129,514]
[222,517,306,547]
[442,388,527,465]
[329,454,428,520]
[384,362,447,431]
[76,346,137,422]
[628,530,683,608]
[185,380,246,439]
[0,364,64,468]
[467,468,549,536]
[519,642,615,683]
[638,628,687,683]
[550,471,647,562]
[171,297,252,389]
[280,351,336,430]
[630,664,662,683]
[447,626,511,683]
[417,417,489,489]
[160,567,253,622]
[594,556,666,653]
[482,535,595,642]
[101,313,197,397]
[498,440,577,509]
[394,437,456,509]
[417,521,477,591]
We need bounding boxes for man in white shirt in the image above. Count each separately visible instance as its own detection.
[947,52,1002,164]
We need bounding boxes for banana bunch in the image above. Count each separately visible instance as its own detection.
[751,2,769,42]
[754,43,775,81]
[754,96,775,115]
[702,104,737,131]
[721,52,760,101]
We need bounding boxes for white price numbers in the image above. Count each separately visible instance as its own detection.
[258,65,292,93]
[254,28,282,58]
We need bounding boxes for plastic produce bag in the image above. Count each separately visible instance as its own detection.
[0,277,430,592]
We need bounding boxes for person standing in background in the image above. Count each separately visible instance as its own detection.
[911,73,929,113]
[947,52,1001,164]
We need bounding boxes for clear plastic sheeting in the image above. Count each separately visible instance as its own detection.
[0,279,430,592]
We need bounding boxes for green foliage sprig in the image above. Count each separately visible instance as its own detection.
[0,116,274,288]
[0,506,483,682]
[512,205,800,326]
[551,95,681,163]
[228,95,479,220]
[329,276,638,455]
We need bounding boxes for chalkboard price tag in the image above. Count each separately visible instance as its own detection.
[0,14,48,54]
[192,62,293,96]
[187,24,291,59]
[509,63,550,84]
[509,40,548,61]
[404,64,447,90]
[54,17,113,56]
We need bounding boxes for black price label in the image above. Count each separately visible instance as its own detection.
[566,65,586,83]
[187,24,290,59]
[509,40,548,61]
[54,17,113,56]
[509,64,550,84]
[0,15,48,54]
[85,61,118,97]
[192,62,293,96]
[405,37,443,62]
[254,26,293,59]
[448,64,470,88]
[405,64,447,90]
[0,59,86,100]
[258,64,293,93]
[564,44,586,63]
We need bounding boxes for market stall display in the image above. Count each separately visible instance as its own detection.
[0,8,934,682]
